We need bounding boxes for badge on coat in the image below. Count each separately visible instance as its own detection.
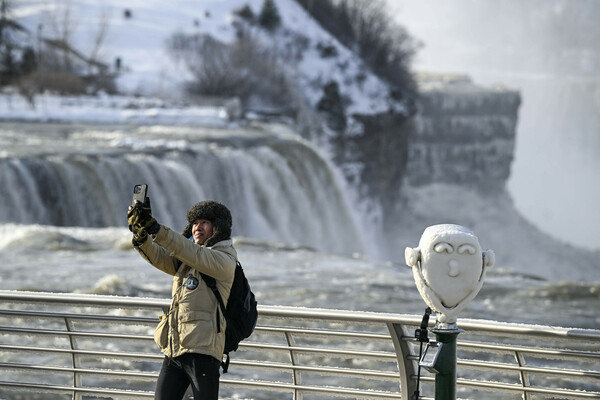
[183,273,199,290]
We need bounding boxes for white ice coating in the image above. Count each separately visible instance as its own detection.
[405,224,495,329]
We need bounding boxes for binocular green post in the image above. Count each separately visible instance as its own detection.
[432,329,461,400]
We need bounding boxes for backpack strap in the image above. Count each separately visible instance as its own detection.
[222,353,231,373]
[199,270,233,373]
[200,260,240,318]
[200,273,227,317]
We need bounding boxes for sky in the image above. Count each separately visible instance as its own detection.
[389,0,600,251]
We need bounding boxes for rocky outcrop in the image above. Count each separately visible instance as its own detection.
[405,74,521,194]
[328,111,413,210]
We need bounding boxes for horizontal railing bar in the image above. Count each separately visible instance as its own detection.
[219,378,402,399]
[0,359,399,382]
[0,291,169,309]
[457,359,600,379]
[0,344,163,361]
[0,291,414,326]
[0,326,154,341]
[1,378,403,400]
[257,306,600,342]
[454,322,600,342]
[0,339,396,368]
[410,352,600,375]
[259,306,427,327]
[0,308,157,324]
[230,359,399,380]
[0,380,154,398]
[1,324,394,351]
[0,362,158,380]
[416,376,600,398]
[458,340,600,359]
[455,377,600,398]
[401,334,600,360]
[0,321,392,346]
[0,343,397,373]
[256,325,391,340]
[0,340,397,366]
[0,316,392,340]
[0,316,405,347]
[240,342,397,360]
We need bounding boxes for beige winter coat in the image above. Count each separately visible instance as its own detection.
[135,225,236,361]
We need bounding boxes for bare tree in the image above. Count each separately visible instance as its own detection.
[88,8,111,72]
[166,30,297,113]
[1,0,31,85]
[167,33,249,96]
[47,2,79,71]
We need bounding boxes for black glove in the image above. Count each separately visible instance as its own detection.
[131,227,149,245]
[128,205,149,245]
[128,198,160,244]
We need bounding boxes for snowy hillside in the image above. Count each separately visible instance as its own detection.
[13,0,400,116]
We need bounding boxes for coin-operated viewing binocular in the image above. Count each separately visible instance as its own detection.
[405,224,495,330]
[405,224,495,400]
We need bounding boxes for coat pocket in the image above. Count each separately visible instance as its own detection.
[179,310,214,348]
[154,315,169,349]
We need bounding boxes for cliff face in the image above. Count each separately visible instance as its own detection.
[328,112,412,211]
[326,74,521,217]
[406,74,521,194]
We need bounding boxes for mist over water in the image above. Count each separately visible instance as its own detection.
[392,0,600,250]
[508,75,600,249]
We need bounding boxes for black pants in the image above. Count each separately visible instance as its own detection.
[155,353,221,400]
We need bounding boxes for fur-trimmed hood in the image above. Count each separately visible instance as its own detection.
[182,200,232,247]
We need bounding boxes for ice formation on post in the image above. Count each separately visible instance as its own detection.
[405,224,495,329]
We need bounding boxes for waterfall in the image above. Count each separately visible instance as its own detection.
[0,123,365,256]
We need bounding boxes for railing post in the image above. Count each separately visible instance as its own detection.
[388,322,418,399]
[64,317,82,400]
[285,331,303,400]
[515,350,531,400]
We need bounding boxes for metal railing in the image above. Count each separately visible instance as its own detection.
[0,290,599,399]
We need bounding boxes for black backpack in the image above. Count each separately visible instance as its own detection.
[201,261,258,372]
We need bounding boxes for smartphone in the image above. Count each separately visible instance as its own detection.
[131,184,148,206]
